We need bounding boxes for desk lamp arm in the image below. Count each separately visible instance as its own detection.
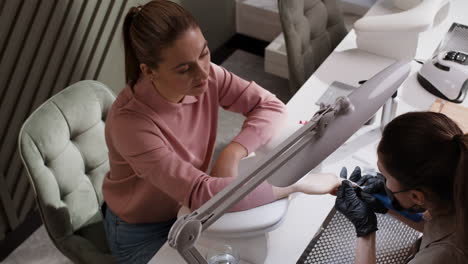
[168,61,411,264]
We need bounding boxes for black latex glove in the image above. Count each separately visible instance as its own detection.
[335,180,378,237]
[339,166,362,183]
[341,167,388,214]
[356,172,386,195]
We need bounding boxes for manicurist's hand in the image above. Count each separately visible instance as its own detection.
[359,173,386,195]
[210,142,247,178]
[342,167,388,214]
[335,180,378,237]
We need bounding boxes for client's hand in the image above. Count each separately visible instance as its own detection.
[272,172,342,200]
[293,172,342,195]
[335,180,378,237]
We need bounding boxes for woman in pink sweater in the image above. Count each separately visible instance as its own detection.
[101,1,340,263]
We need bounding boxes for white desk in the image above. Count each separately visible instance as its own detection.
[152,0,468,263]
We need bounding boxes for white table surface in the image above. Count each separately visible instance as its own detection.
[152,0,468,263]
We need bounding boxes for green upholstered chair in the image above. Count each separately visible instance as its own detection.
[18,80,116,263]
[278,0,348,93]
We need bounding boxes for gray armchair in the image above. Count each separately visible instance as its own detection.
[278,0,348,92]
[18,81,116,263]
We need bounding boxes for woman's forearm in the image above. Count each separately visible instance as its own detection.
[210,142,247,178]
[356,232,376,264]
[271,172,342,200]
[271,185,296,200]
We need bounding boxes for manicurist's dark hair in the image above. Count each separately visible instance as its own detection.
[378,111,467,248]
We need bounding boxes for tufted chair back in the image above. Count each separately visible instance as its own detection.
[18,81,116,263]
[278,0,348,92]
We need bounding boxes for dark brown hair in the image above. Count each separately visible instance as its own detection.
[378,111,468,247]
[123,0,198,85]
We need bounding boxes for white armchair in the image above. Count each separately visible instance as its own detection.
[354,0,449,59]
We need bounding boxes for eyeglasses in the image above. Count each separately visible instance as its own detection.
[387,188,412,195]
[382,176,419,195]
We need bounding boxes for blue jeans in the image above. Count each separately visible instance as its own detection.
[102,204,176,264]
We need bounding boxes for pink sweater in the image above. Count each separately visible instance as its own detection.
[103,63,286,223]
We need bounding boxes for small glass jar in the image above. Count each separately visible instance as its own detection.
[205,244,240,264]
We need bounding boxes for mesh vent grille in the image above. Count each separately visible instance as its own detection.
[298,209,421,264]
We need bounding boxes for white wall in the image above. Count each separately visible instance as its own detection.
[181,0,236,50]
